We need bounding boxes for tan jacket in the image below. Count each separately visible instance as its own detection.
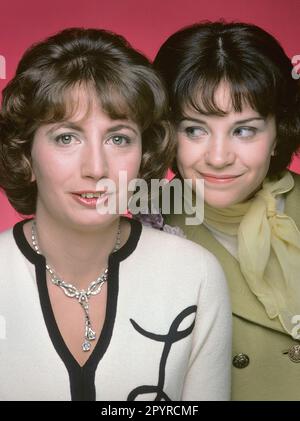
[165,172,300,400]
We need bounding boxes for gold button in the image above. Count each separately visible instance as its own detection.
[288,344,300,363]
[232,353,250,369]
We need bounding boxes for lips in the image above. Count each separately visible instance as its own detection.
[72,190,107,198]
[71,191,109,209]
[200,173,242,184]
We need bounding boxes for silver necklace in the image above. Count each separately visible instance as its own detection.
[31,219,121,352]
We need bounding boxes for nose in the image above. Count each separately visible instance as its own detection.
[81,141,108,180]
[205,135,235,168]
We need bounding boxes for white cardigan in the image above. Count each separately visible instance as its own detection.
[0,218,231,401]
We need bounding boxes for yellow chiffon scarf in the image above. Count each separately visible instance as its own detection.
[204,171,300,337]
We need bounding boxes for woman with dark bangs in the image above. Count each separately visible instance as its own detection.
[153,21,300,400]
[0,28,231,401]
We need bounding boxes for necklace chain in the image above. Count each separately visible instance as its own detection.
[31,219,121,352]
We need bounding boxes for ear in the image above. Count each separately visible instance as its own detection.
[271,139,277,157]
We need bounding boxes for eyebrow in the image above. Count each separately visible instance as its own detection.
[180,116,265,125]
[46,122,81,136]
[106,124,138,135]
[46,122,139,136]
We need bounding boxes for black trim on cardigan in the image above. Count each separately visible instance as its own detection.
[13,217,142,401]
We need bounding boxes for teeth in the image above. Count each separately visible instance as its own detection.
[80,192,102,198]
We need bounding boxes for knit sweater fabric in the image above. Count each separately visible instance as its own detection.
[0,218,231,401]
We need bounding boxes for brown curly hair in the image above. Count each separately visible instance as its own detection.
[0,28,175,215]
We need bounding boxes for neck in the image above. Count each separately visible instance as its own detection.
[26,209,127,289]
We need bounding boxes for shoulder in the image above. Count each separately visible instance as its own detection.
[290,170,300,187]
[138,224,225,283]
[285,171,300,224]
[0,226,18,269]
[0,226,14,250]
[140,224,216,259]
[132,225,230,323]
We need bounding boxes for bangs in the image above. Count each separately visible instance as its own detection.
[22,66,160,137]
[8,29,167,141]
[28,78,143,129]
[176,66,279,118]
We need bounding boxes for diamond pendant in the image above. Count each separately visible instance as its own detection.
[82,340,91,352]
[82,328,96,352]
[86,326,96,341]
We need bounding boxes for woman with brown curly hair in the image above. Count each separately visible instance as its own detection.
[154,21,300,400]
[0,28,231,401]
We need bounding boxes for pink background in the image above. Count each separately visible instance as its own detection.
[0,0,299,232]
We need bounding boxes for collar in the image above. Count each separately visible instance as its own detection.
[165,172,300,335]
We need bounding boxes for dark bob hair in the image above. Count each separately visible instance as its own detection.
[154,21,300,177]
[0,28,174,215]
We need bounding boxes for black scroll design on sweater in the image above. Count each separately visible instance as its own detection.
[127,305,197,401]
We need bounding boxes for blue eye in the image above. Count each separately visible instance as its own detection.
[54,134,74,145]
[234,127,257,138]
[184,127,207,138]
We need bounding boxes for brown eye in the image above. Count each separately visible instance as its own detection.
[234,127,257,138]
[185,127,207,138]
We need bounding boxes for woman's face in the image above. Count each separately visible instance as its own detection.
[176,83,277,208]
[31,88,142,229]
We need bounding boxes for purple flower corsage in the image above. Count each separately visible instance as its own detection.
[133,211,186,239]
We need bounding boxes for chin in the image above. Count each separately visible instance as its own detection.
[66,212,117,230]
